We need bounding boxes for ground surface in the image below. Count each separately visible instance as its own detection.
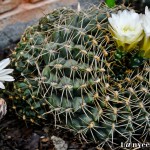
[0,112,98,150]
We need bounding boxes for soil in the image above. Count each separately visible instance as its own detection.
[0,111,98,150]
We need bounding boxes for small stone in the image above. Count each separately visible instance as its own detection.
[51,136,68,150]
[0,98,7,120]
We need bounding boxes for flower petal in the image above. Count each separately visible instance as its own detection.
[108,9,143,51]
[0,82,5,89]
[142,6,150,37]
[0,58,10,71]
[139,6,150,58]
[0,69,14,77]
[0,75,15,82]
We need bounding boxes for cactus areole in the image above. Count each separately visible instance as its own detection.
[6,4,150,147]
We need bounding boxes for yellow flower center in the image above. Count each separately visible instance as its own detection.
[122,26,135,32]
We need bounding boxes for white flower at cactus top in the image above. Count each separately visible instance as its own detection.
[0,58,14,89]
[108,9,144,51]
[140,6,150,58]
[142,6,150,37]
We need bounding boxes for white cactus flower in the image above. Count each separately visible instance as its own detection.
[108,9,144,51]
[142,6,150,37]
[140,6,150,58]
[0,58,15,89]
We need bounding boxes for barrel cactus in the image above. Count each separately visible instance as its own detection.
[5,4,150,148]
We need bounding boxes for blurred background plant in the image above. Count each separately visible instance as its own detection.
[109,0,150,12]
[78,0,150,12]
[0,58,14,120]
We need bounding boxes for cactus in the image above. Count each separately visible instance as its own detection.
[5,4,150,148]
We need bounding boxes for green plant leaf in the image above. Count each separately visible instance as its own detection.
[106,0,115,8]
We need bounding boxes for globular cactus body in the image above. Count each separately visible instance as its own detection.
[6,4,150,147]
